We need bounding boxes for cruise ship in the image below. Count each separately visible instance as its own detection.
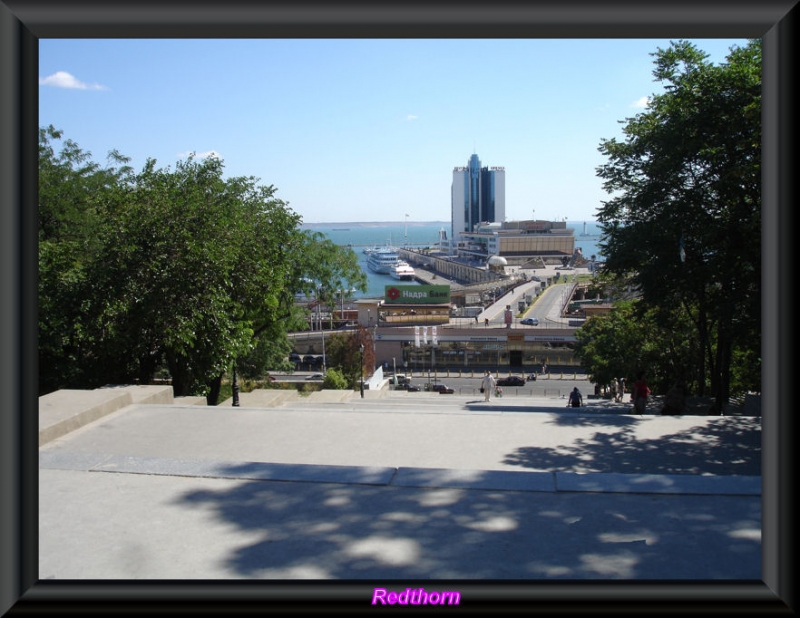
[390,260,415,281]
[367,245,401,274]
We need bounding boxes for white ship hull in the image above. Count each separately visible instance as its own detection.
[390,260,415,281]
[367,246,400,274]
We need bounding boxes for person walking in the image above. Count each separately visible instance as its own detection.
[567,387,582,408]
[616,378,625,403]
[632,372,651,415]
[481,371,497,402]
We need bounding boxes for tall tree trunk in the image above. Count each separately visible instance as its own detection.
[137,349,160,385]
[711,327,733,415]
[165,351,193,397]
[206,373,223,406]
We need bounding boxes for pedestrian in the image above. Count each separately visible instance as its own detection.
[616,378,625,403]
[474,315,479,324]
[567,386,582,408]
[481,371,497,402]
[632,372,651,415]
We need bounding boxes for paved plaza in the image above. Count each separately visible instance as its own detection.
[38,385,761,583]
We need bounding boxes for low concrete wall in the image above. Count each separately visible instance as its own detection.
[99,384,174,406]
[39,385,174,446]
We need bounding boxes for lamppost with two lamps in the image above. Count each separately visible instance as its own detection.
[359,343,364,398]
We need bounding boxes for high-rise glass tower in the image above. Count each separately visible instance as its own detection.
[451,154,505,242]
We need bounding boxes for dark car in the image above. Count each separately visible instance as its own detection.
[520,317,539,326]
[430,383,455,394]
[497,376,525,387]
[396,382,420,392]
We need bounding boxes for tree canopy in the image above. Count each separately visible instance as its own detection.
[591,40,761,411]
[38,126,367,402]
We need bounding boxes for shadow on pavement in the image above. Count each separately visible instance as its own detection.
[502,417,761,476]
[174,469,761,580]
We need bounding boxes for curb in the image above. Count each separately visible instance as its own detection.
[39,452,761,497]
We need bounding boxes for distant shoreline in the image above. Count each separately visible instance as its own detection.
[303,220,597,228]
[302,221,449,228]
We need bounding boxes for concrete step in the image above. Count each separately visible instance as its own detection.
[218,388,300,407]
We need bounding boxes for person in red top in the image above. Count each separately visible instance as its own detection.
[632,372,651,415]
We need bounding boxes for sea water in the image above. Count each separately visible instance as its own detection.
[304,221,603,298]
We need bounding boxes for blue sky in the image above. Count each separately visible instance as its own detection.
[39,38,749,223]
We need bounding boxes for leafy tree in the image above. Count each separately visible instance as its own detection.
[76,155,299,400]
[38,125,132,245]
[575,300,703,396]
[595,40,761,412]
[324,326,375,390]
[575,302,645,389]
[38,128,368,403]
[38,126,134,394]
[279,230,367,329]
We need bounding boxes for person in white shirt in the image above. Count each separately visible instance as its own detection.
[481,371,497,402]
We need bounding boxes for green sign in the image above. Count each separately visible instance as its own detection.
[384,284,451,305]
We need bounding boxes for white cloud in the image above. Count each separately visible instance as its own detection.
[39,71,107,90]
[631,96,650,109]
[406,114,419,121]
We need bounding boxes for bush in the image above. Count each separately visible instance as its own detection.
[322,368,349,390]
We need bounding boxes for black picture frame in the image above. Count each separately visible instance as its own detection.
[1,1,795,614]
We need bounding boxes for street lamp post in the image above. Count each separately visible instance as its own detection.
[427,347,431,389]
[232,364,240,407]
[317,285,326,373]
[359,344,365,398]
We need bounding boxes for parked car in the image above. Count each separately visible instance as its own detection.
[302,354,317,365]
[520,317,539,326]
[396,382,420,392]
[288,352,301,364]
[429,383,454,394]
[496,376,526,387]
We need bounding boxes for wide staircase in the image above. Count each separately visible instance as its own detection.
[39,381,554,446]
